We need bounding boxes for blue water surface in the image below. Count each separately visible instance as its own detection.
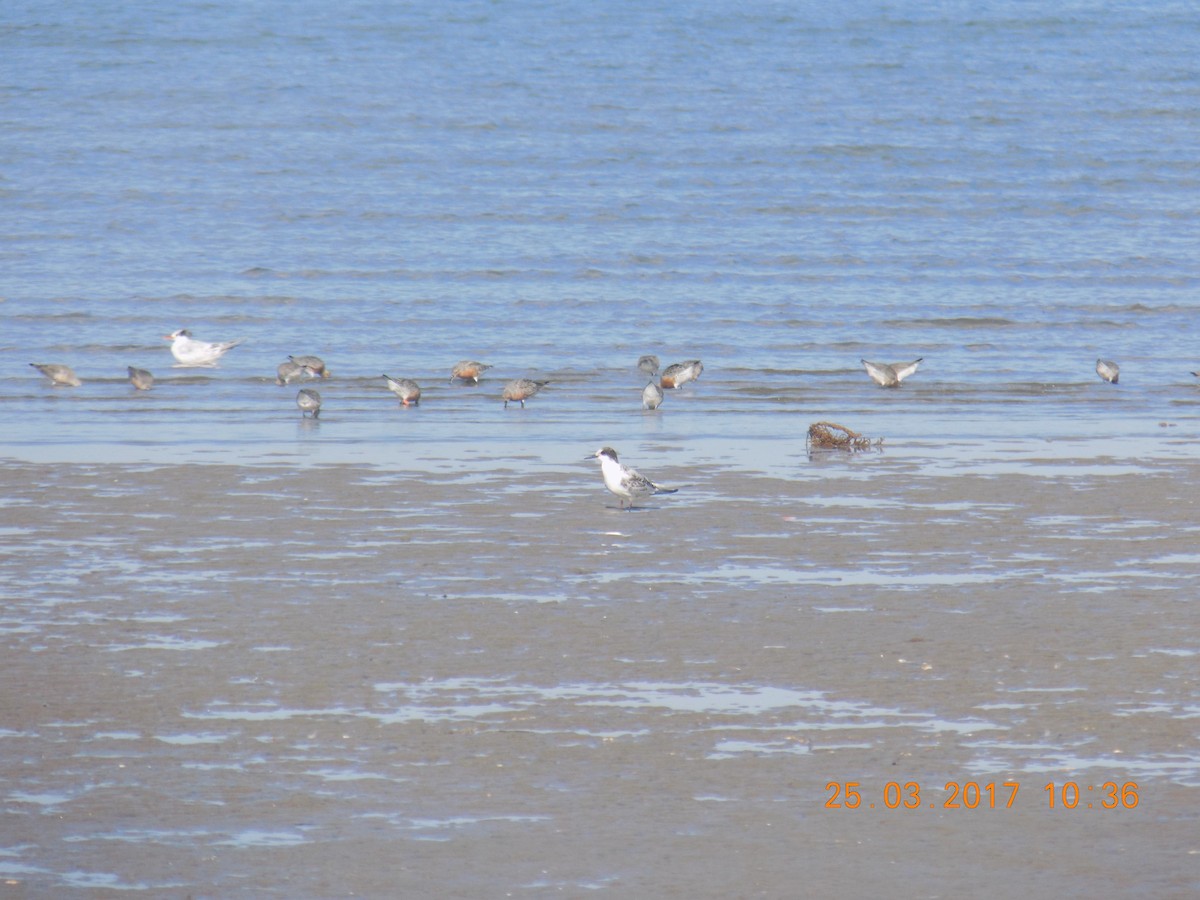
[2,0,1198,468]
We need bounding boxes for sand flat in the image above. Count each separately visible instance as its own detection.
[1,455,1197,896]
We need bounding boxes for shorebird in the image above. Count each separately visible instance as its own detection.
[588,446,678,509]
[502,378,549,408]
[29,363,81,386]
[382,374,421,406]
[660,359,703,389]
[164,329,244,367]
[296,388,321,418]
[642,380,664,410]
[1096,359,1120,384]
[861,358,922,387]
[450,360,492,383]
[637,355,660,377]
[127,366,154,391]
[289,355,329,378]
[276,360,312,385]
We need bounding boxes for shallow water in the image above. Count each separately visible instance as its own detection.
[4,1,1200,472]
[3,0,1200,896]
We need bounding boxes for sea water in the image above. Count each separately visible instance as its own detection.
[3,0,1198,472]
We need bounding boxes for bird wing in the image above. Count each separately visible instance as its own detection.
[626,467,676,495]
[861,360,893,385]
[891,359,922,382]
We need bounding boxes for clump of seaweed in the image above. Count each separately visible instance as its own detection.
[806,421,882,452]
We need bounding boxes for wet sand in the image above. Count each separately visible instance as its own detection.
[2,454,1198,897]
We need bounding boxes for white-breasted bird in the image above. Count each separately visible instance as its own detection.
[164,329,244,367]
[642,380,664,410]
[588,446,678,509]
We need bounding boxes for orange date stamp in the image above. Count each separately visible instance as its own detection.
[825,780,1140,810]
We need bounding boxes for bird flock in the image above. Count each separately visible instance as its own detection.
[26,331,714,418]
[28,332,1142,402]
[27,329,1164,509]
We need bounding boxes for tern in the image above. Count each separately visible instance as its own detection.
[588,447,678,509]
[164,329,244,367]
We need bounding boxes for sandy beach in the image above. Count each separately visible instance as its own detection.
[2,452,1197,897]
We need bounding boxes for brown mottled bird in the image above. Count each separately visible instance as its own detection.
[290,355,329,378]
[127,366,154,390]
[276,360,312,385]
[450,360,493,383]
[296,388,322,418]
[30,363,81,386]
[502,378,549,408]
[637,355,660,377]
[660,359,703,389]
[383,375,422,407]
